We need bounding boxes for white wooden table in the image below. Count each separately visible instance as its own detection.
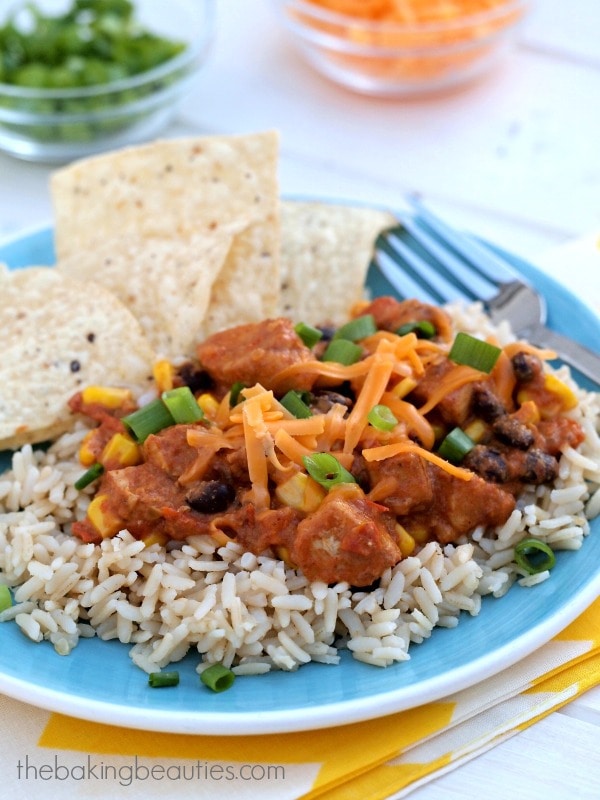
[1,1,599,797]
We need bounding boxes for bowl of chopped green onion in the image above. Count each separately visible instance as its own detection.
[0,0,215,162]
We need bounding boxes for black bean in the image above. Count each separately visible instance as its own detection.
[186,481,235,514]
[512,352,542,383]
[317,325,336,341]
[310,390,353,414]
[463,446,509,482]
[523,450,558,484]
[492,416,535,450]
[472,384,505,421]
[177,362,213,394]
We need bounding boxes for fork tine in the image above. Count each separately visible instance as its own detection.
[373,241,440,305]
[399,215,499,302]
[407,196,524,286]
[382,230,473,304]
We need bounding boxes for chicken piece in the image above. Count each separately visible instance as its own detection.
[72,462,207,543]
[216,504,303,555]
[359,296,453,342]
[197,317,315,393]
[291,483,401,586]
[401,463,516,544]
[142,424,201,479]
[410,359,477,426]
[365,450,433,515]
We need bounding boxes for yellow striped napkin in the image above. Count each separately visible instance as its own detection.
[1,596,598,800]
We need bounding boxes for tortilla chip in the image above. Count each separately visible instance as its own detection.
[51,132,281,334]
[57,227,244,359]
[280,200,396,325]
[0,267,154,450]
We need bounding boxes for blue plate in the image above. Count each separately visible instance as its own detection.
[1,226,599,735]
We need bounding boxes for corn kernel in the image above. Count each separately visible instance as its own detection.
[100,432,141,469]
[273,545,297,568]
[432,423,446,443]
[514,399,540,425]
[153,359,174,393]
[86,494,123,539]
[78,430,97,466]
[391,377,418,399]
[395,524,416,557]
[463,418,488,443]
[197,393,220,419]
[141,531,169,548]
[516,388,532,407]
[544,374,578,410]
[81,386,132,409]
[275,472,326,513]
[409,524,430,544]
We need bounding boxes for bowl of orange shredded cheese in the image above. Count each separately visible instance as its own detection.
[270,0,529,97]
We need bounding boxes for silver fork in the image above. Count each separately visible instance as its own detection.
[373,198,600,385]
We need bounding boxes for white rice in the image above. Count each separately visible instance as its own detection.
[1,302,599,674]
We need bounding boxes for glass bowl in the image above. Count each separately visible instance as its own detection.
[0,0,215,163]
[270,0,529,97]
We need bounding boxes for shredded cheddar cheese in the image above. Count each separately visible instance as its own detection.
[417,364,484,415]
[362,440,474,481]
[343,340,397,454]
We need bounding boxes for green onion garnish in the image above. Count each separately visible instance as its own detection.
[438,427,475,464]
[449,332,502,374]
[367,404,398,432]
[74,462,105,491]
[333,314,377,342]
[161,386,204,424]
[302,452,356,490]
[322,339,363,366]
[200,663,235,693]
[0,585,12,613]
[123,397,175,442]
[514,538,556,575]
[280,390,312,419]
[295,321,323,348]
[148,671,180,688]
[396,320,436,339]
[229,381,246,407]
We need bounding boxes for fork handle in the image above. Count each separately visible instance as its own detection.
[528,324,600,386]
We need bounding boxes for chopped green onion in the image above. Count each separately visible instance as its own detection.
[294,321,323,348]
[322,339,363,366]
[148,671,180,688]
[74,462,105,491]
[367,404,398,432]
[280,390,312,419]
[302,452,356,490]
[229,381,246,407]
[449,332,502,373]
[333,314,377,342]
[0,585,12,613]
[200,663,235,693]
[514,538,556,575]
[438,427,475,464]
[161,386,204,424]
[123,397,175,442]
[396,320,436,339]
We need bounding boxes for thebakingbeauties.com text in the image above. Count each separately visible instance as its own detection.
[17,754,286,787]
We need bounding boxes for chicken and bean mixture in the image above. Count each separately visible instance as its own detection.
[69,297,583,587]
